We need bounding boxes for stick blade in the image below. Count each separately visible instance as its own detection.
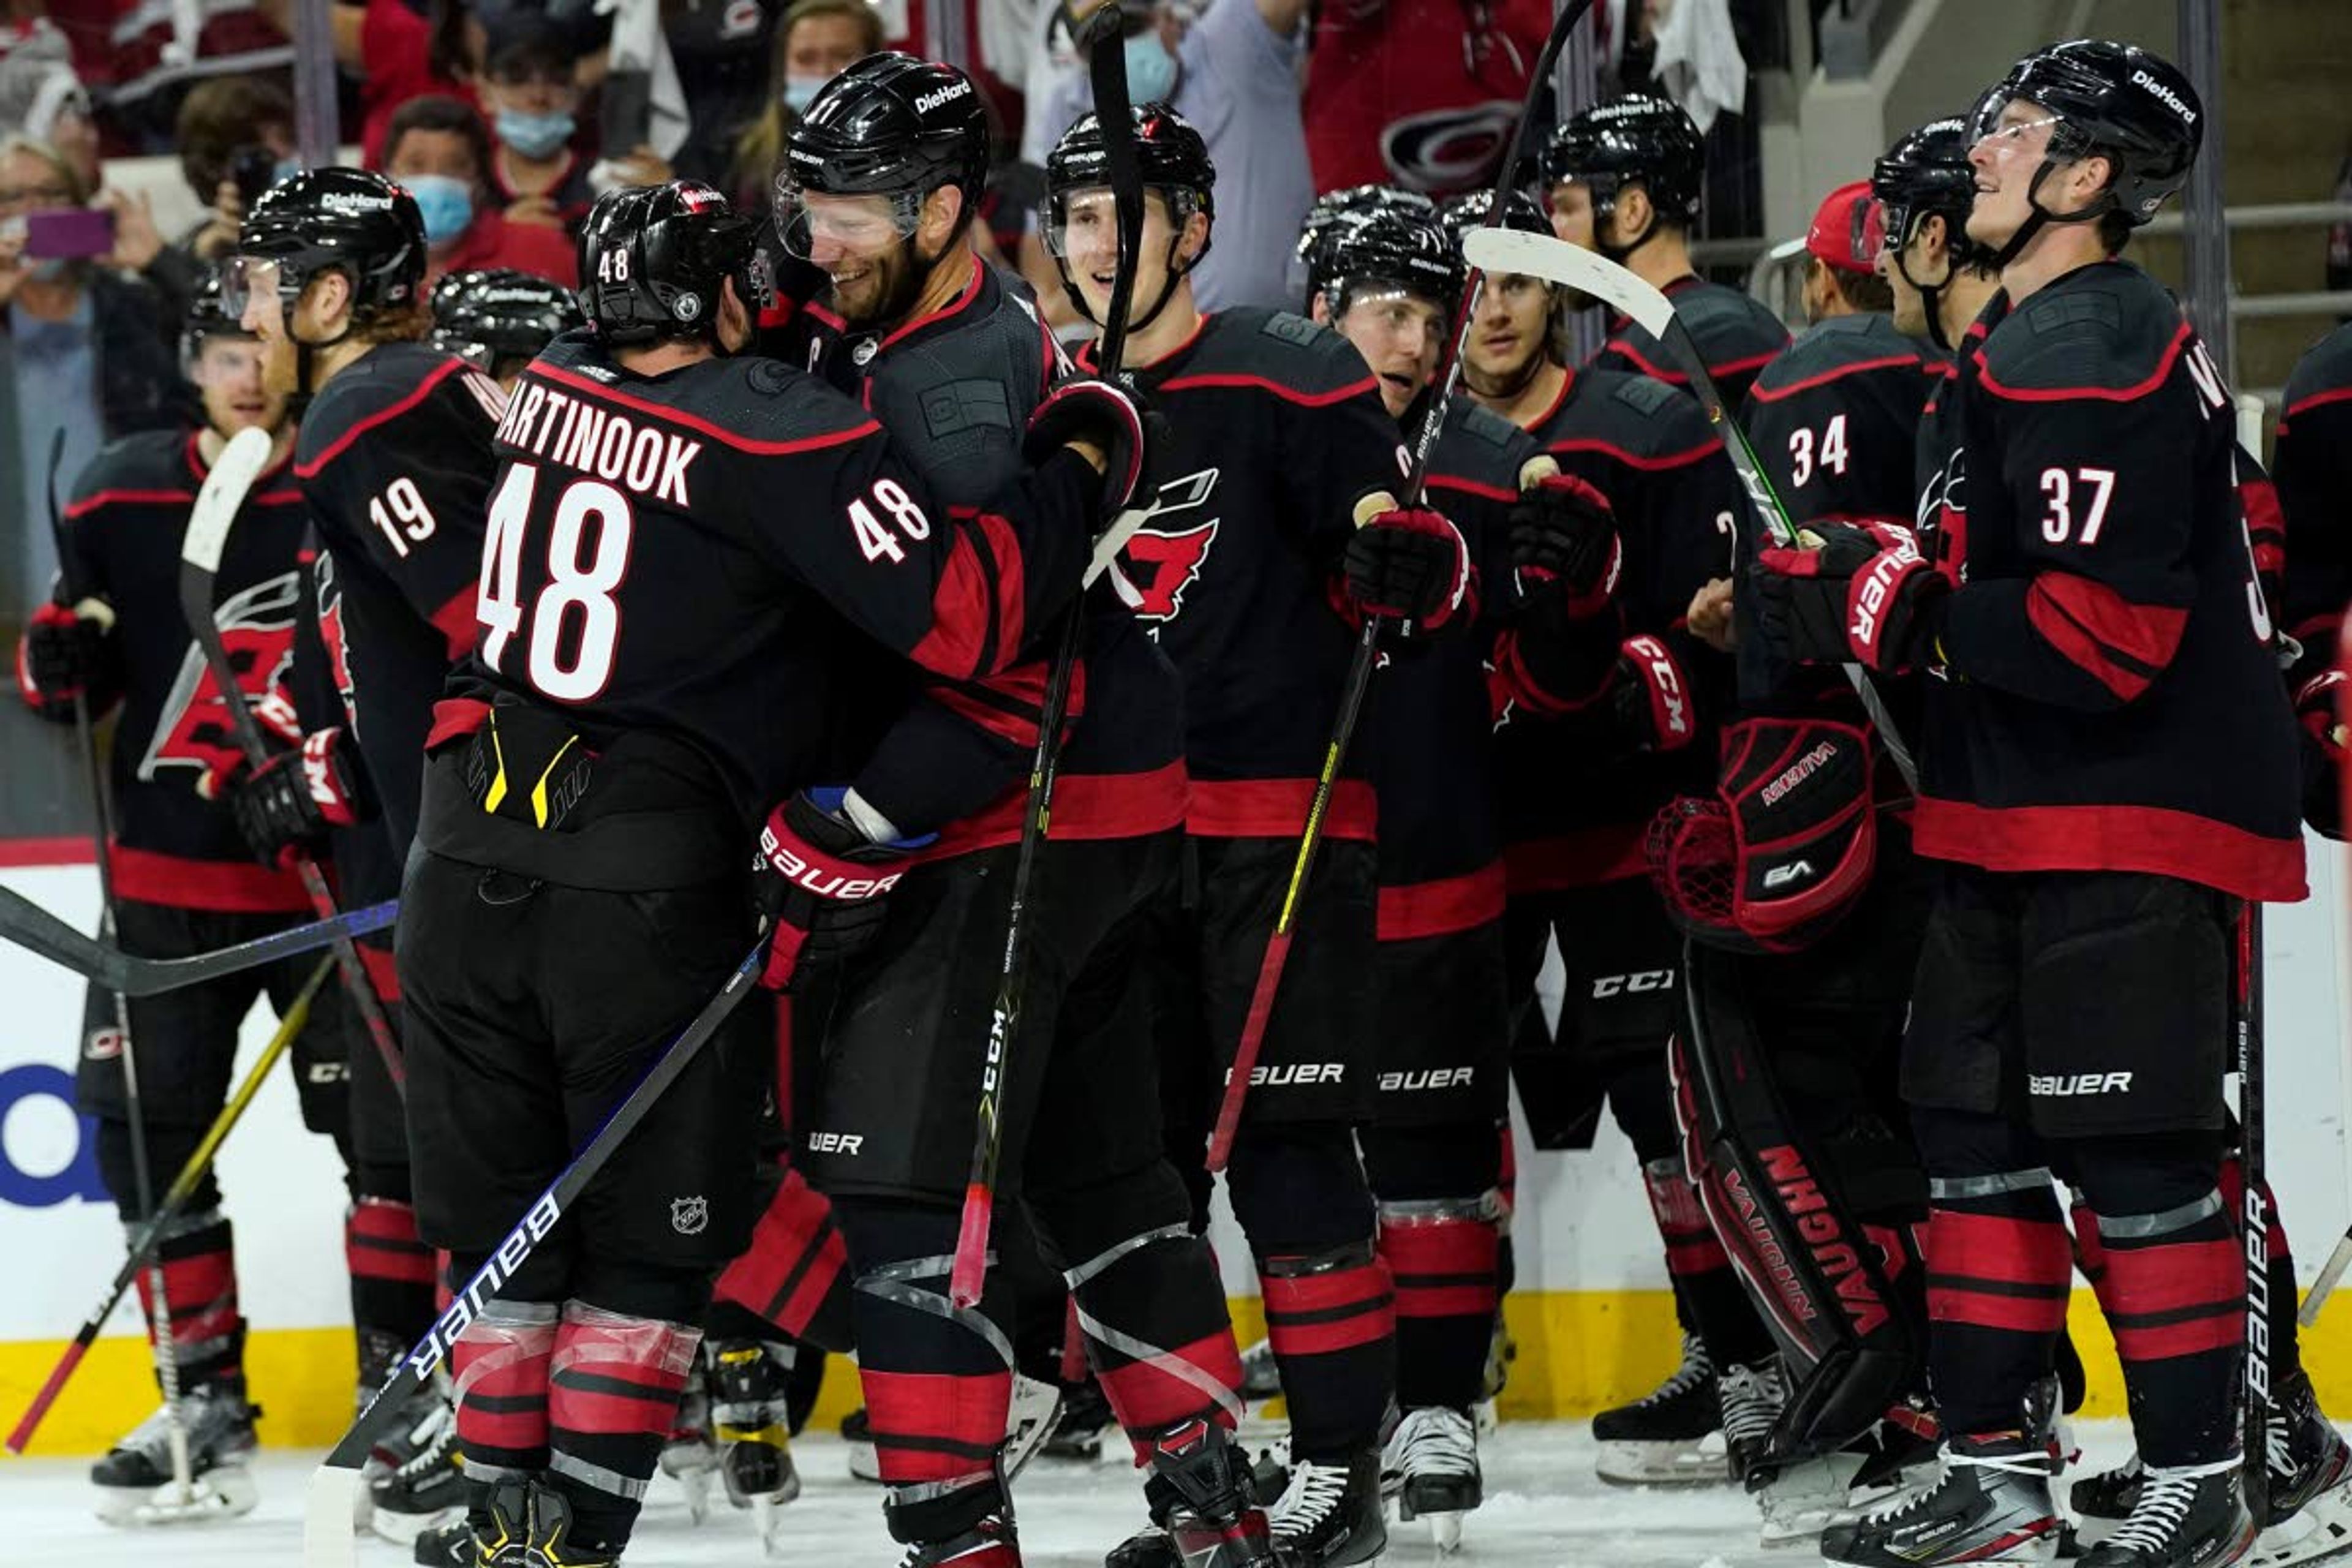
[1461,226,1678,341]
[300,1461,363,1568]
[180,426,276,574]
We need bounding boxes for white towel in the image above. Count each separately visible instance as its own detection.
[596,0,689,162]
[1649,0,1746,134]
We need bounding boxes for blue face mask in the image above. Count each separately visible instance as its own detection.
[404,174,475,246]
[781,74,827,115]
[1123,33,1178,105]
[497,108,576,160]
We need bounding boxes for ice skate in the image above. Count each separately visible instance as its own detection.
[1593,1330,1727,1486]
[526,1480,624,1567]
[410,1480,536,1566]
[905,1513,1021,1567]
[89,1378,260,1526]
[1719,1357,1789,1484]
[709,1338,802,1553]
[1045,1376,1114,1463]
[1240,1338,1283,1401]
[2079,1454,2149,1546]
[2244,1369,2352,1567]
[1265,1449,1386,1566]
[1006,1371,1066,1479]
[1819,1431,2063,1566]
[1382,1405,1479,1553]
[845,1405,883,1483]
[369,1389,465,1542]
[410,1513,477,1567]
[659,1351,718,1525]
[2078,1458,2255,1568]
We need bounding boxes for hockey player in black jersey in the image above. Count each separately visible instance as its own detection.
[429,268,585,393]
[222,165,501,1545]
[1438,187,1772,1489]
[766,55,1272,1568]
[2273,322,2352,840]
[1045,105,1478,1567]
[1763,45,2302,1568]
[14,270,358,1523]
[396,178,1132,1568]
[1540,95,1789,410]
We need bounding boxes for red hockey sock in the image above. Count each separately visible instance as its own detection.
[2089,1194,2244,1467]
[348,1197,437,1349]
[1924,1179,2072,1438]
[137,1211,241,1387]
[452,1300,557,1480]
[1377,1196,1500,1411]
[1063,1226,1243,1464]
[1261,1241,1395,1463]
[545,1301,699,1540]
[714,1163,851,1351]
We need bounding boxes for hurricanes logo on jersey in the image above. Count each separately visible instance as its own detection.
[1111,468,1221,622]
[317,553,360,731]
[140,572,300,782]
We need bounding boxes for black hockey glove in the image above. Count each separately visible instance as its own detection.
[1023,376,1154,518]
[1344,507,1471,633]
[1510,459,1621,617]
[753,788,932,991]
[213,728,369,867]
[1607,633,1698,753]
[1752,520,1948,676]
[16,598,116,718]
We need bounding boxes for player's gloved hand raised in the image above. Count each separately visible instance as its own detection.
[206,728,369,867]
[1023,375,1155,517]
[1510,458,1621,618]
[1752,519,1947,676]
[1607,634,1698,753]
[753,787,934,992]
[1344,505,1470,633]
[15,598,116,717]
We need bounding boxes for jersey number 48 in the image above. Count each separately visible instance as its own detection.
[478,461,633,701]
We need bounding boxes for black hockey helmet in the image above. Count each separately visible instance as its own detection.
[1044,102,1216,331]
[1308,206,1464,320]
[578,181,768,347]
[1969,39,2200,230]
[181,264,252,365]
[778,51,990,251]
[1872,116,1982,257]
[429,268,584,372]
[1542,94,1706,238]
[230,167,426,322]
[1435,187,1550,250]
[1294,184,1436,300]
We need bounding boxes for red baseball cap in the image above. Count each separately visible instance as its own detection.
[1806,181,1886,274]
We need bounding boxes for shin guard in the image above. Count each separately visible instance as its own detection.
[2088,1191,2244,1466]
[848,1243,1016,1547]
[451,1300,557,1483]
[1063,1223,1244,1465]
[714,1163,852,1352]
[135,1210,242,1389]
[1376,1194,1502,1412]
[545,1301,700,1543]
[1259,1240,1396,1464]
[1923,1170,2071,1441]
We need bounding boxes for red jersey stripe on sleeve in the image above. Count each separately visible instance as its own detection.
[2022,572,2187,703]
[1155,371,1382,408]
[429,582,480,662]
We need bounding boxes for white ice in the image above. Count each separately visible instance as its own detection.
[0,1419,2146,1568]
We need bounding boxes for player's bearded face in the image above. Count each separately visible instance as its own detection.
[799,189,928,325]
[1336,287,1446,418]
[193,336,288,437]
[1544,183,1603,309]
[1462,270,1550,395]
[229,259,302,400]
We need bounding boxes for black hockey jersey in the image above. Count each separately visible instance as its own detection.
[25,429,312,913]
[446,329,1104,825]
[1591,274,1790,413]
[788,257,1187,851]
[1079,308,1408,841]
[1364,395,1534,941]
[1915,263,2302,901]
[295,341,505,848]
[1497,366,1741,891]
[2275,323,2352,673]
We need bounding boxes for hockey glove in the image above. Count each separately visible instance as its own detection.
[2296,668,2348,840]
[1753,521,1947,676]
[1344,507,1471,633]
[1510,459,1621,617]
[1607,633,1698,753]
[753,788,929,991]
[15,598,116,718]
[214,728,369,867]
[1023,376,1153,517]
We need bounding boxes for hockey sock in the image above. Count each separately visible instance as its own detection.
[451,1300,557,1485]
[839,1199,1015,1546]
[1641,1156,1776,1367]
[1035,1164,1244,1464]
[712,1161,852,1352]
[347,1196,439,1354]
[1228,1127,1393,1463]
[544,1300,701,1550]
[1921,1169,2071,1438]
[1362,1122,1504,1412]
[2219,1151,2302,1371]
[133,1210,242,1389]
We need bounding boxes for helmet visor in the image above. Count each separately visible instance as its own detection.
[772,180,920,262]
[218,254,287,326]
[1044,184,1119,262]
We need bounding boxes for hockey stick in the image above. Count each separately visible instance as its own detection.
[948,2,1145,1308]
[0,882,395,995]
[178,424,405,1090]
[7,954,333,1454]
[44,428,196,1498]
[2298,1233,2351,1329]
[1459,225,1922,792]
[2238,900,2272,1520]
[1202,0,1597,1173]
[300,943,766,1567]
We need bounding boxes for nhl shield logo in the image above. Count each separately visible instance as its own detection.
[671,1196,709,1236]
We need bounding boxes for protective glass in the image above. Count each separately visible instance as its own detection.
[1966,107,2064,160]
[772,181,919,260]
[217,255,285,322]
[1044,184,1118,262]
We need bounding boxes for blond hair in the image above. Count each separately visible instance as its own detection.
[729,0,886,205]
[0,132,86,206]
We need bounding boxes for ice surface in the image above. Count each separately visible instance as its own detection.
[0,1420,2147,1568]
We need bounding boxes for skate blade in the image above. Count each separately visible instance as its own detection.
[1430,1511,1464,1555]
[676,1464,715,1526]
[1596,1438,1732,1488]
[94,1465,259,1528]
[753,1489,799,1558]
[847,1439,882,1485]
[2250,1479,2352,1568]
[367,1501,463,1544]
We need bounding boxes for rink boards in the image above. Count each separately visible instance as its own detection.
[4,845,2350,1455]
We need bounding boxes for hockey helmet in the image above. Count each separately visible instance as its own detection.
[1969,38,2200,229]
[227,167,426,323]
[1435,187,1550,250]
[578,181,768,347]
[1872,116,1987,261]
[778,52,990,255]
[181,263,254,366]
[429,268,584,372]
[1044,102,1216,331]
[1309,206,1464,320]
[1541,94,1706,227]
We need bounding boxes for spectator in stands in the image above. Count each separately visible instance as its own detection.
[383,95,576,287]
[258,0,478,168]
[482,15,596,235]
[0,37,97,189]
[0,135,183,607]
[727,0,886,208]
